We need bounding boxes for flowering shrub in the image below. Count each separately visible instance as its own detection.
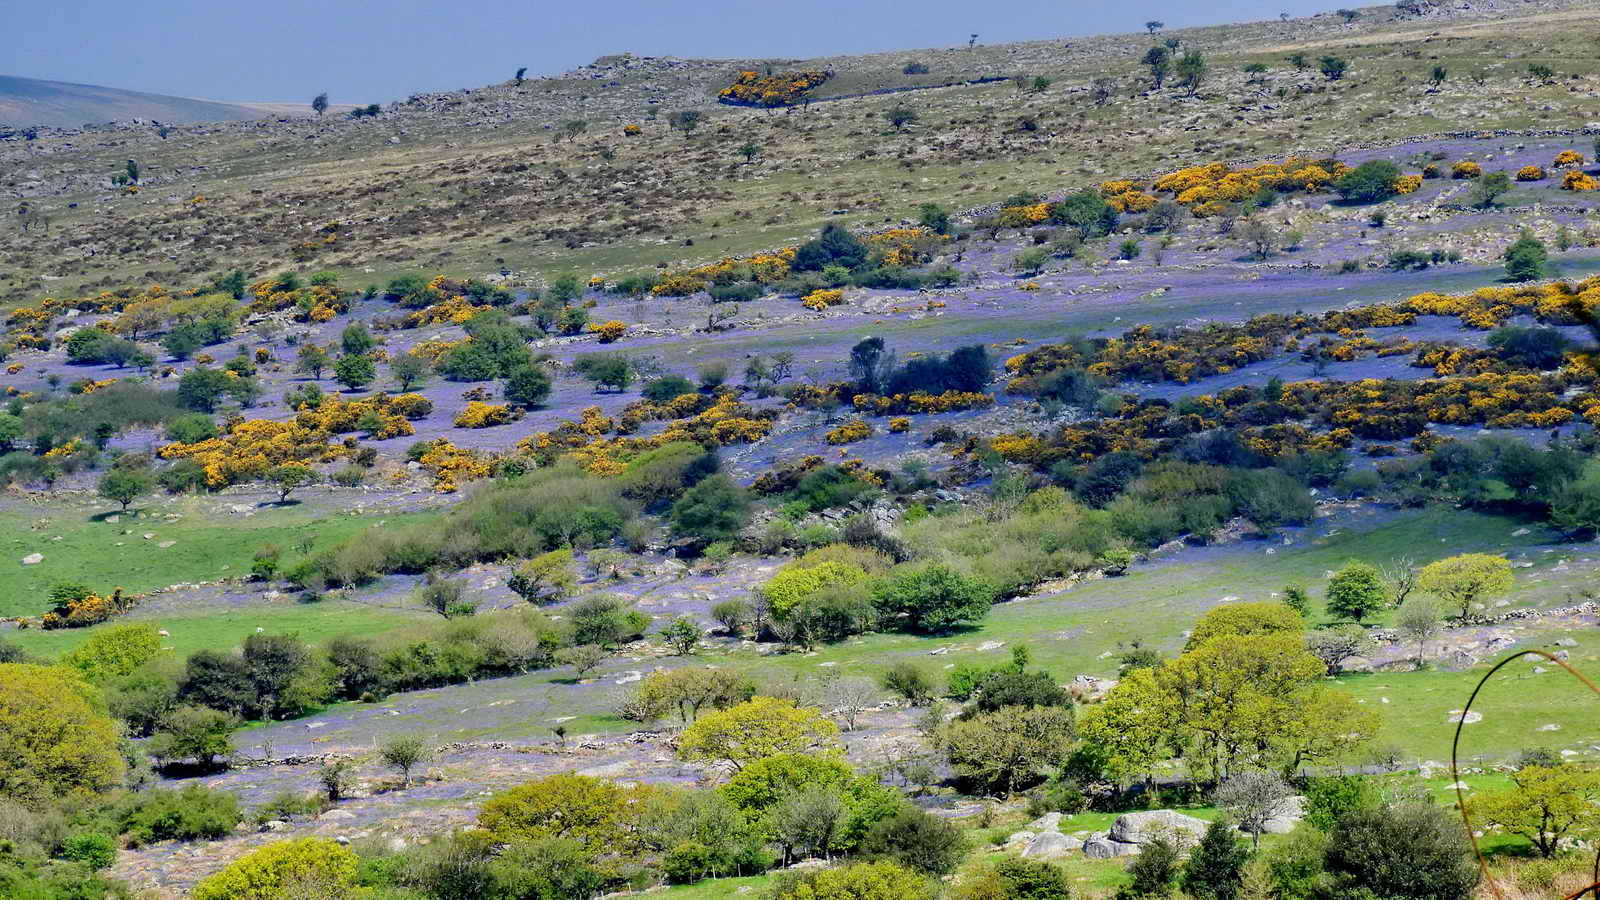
[1152,157,1346,215]
[1452,161,1483,179]
[889,417,910,433]
[718,70,832,107]
[826,419,873,444]
[623,124,642,135]
[1563,171,1599,192]
[866,227,944,266]
[1554,150,1585,168]
[998,203,1052,228]
[1019,281,1041,292]
[803,288,846,311]
[1516,165,1547,182]
[1392,174,1423,194]
[520,395,775,474]
[415,439,493,492]
[1106,190,1158,213]
[160,419,345,488]
[454,401,519,428]
[590,320,626,343]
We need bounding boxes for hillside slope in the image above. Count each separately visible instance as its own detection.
[0,74,262,129]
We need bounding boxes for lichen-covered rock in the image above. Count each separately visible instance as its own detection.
[1021,831,1083,859]
[1109,809,1210,844]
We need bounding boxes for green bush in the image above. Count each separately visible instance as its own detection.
[1334,159,1402,203]
[192,837,359,900]
[59,831,117,871]
[872,563,994,633]
[117,785,242,847]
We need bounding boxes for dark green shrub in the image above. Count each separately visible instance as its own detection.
[1335,159,1402,203]
[117,785,242,846]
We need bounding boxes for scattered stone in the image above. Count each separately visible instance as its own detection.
[20,553,42,565]
[1446,710,1484,724]
[1027,812,1062,832]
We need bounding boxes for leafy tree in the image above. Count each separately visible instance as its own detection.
[62,623,162,683]
[193,837,358,900]
[643,374,697,403]
[1124,836,1181,897]
[871,563,994,633]
[1325,560,1387,623]
[630,667,754,723]
[1143,45,1172,87]
[504,363,553,407]
[863,806,966,874]
[1049,190,1120,238]
[1319,55,1348,80]
[1334,159,1401,203]
[1468,170,1512,209]
[147,704,235,769]
[1175,50,1208,94]
[880,661,936,706]
[661,616,704,655]
[935,705,1074,796]
[177,366,231,412]
[916,203,951,235]
[1305,624,1372,674]
[379,734,430,787]
[1396,595,1445,666]
[1418,552,1512,620]
[480,772,630,844]
[1504,230,1548,282]
[332,354,376,390]
[670,473,752,544]
[795,224,869,271]
[295,344,331,380]
[1322,802,1477,900]
[98,465,155,511]
[737,141,761,163]
[1552,463,1600,535]
[566,595,649,647]
[311,92,329,116]
[1468,763,1600,857]
[573,353,632,392]
[0,663,124,804]
[1183,820,1250,899]
[340,321,374,356]
[677,696,841,770]
[1185,601,1303,650]
[265,463,316,502]
[507,548,577,605]
[390,351,432,390]
[668,109,703,136]
[414,573,475,619]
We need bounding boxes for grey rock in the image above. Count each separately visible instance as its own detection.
[1022,831,1082,859]
[1083,837,1141,858]
[20,553,42,565]
[1027,811,1062,832]
[1110,809,1210,844]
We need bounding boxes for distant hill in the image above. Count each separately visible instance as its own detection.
[0,75,263,129]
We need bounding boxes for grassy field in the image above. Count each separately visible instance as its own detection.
[0,493,444,656]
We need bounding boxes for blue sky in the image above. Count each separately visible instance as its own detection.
[12,0,1347,103]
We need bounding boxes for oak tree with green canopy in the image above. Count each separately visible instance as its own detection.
[479,772,634,847]
[1468,764,1600,857]
[1419,553,1512,620]
[62,623,163,682]
[0,663,124,805]
[1325,560,1388,623]
[678,696,841,770]
[1184,601,1303,650]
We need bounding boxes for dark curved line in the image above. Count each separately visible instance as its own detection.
[1452,648,1600,900]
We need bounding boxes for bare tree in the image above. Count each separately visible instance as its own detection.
[1090,77,1116,106]
[1382,555,1418,606]
[826,676,883,732]
[1306,624,1372,675]
[1213,771,1293,849]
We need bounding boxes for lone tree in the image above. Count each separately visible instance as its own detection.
[98,466,155,512]
[378,735,430,787]
[312,92,329,117]
[668,109,702,137]
[884,104,918,130]
[1145,20,1164,33]
[514,67,527,85]
[266,463,317,503]
[1468,171,1512,209]
[1430,65,1448,87]
[295,344,331,380]
[333,354,376,391]
[1419,553,1513,620]
[1320,55,1349,80]
[737,141,762,163]
[1504,230,1548,282]
[1325,560,1387,623]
